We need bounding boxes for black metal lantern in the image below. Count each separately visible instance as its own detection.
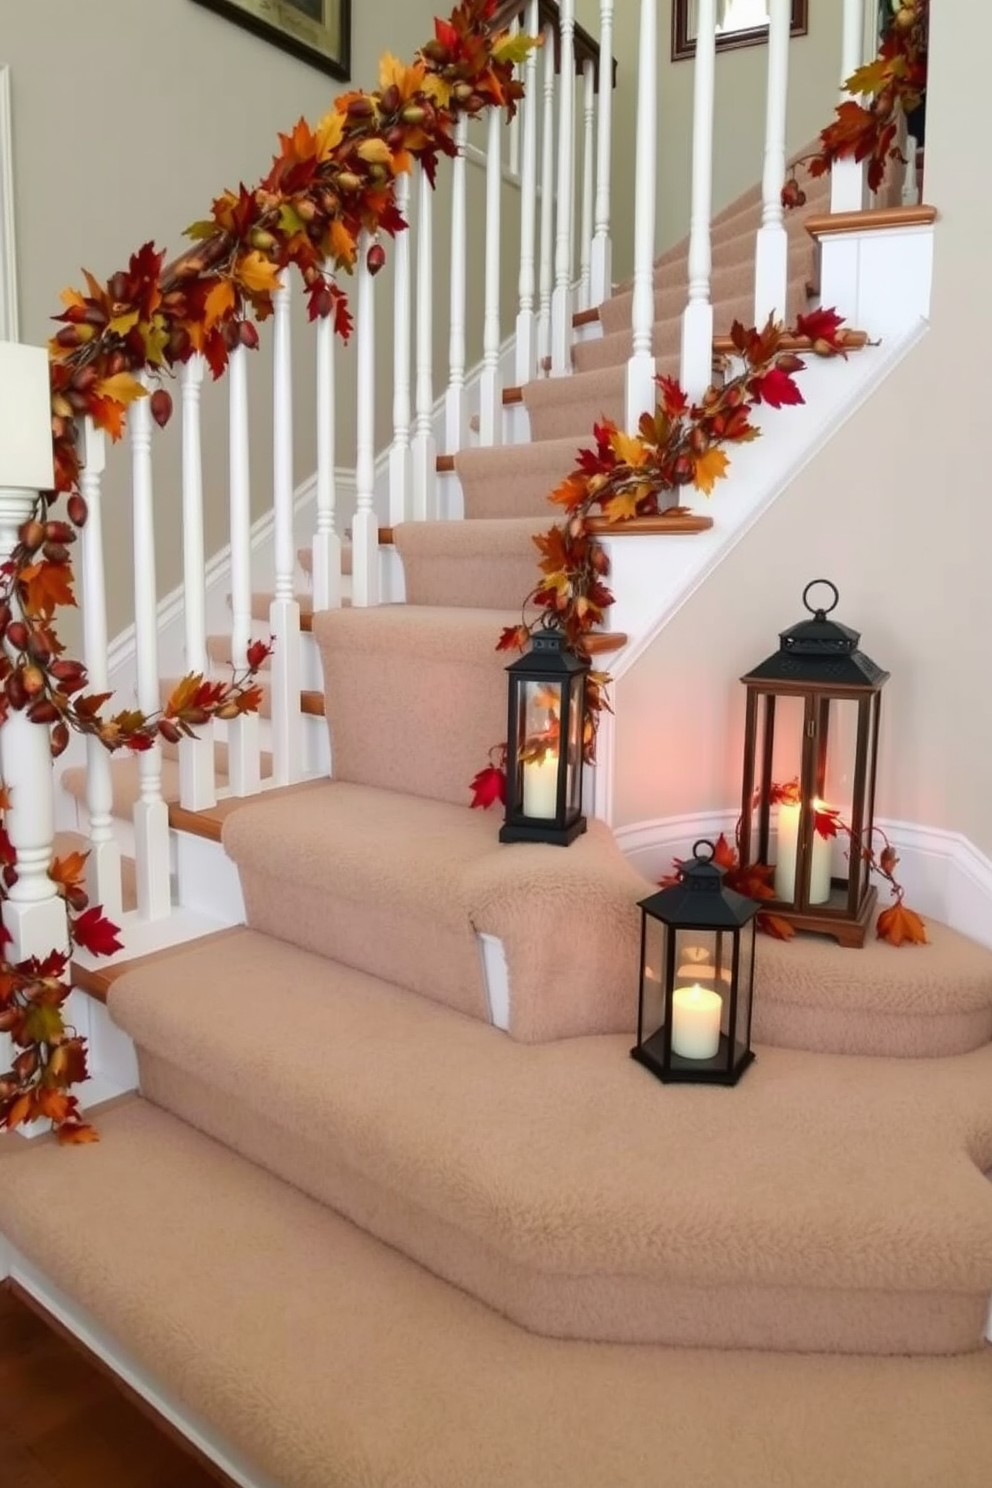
[632,840,759,1086]
[499,629,589,847]
[739,580,890,948]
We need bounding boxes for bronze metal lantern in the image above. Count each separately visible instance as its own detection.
[499,629,589,847]
[738,580,890,947]
[632,841,759,1086]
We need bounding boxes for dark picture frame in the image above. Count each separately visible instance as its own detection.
[672,1,808,62]
[191,0,351,81]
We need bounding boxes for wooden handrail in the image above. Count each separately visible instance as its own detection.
[805,204,937,239]
[492,0,617,90]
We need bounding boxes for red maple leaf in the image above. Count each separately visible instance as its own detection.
[795,307,846,347]
[750,367,805,409]
[469,765,506,811]
[71,906,124,957]
[656,375,688,420]
[246,638,273,671]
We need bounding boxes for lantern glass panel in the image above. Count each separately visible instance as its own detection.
[819,696,864,908]
[566,673,584,815]
[515,678,564,820]
[638,914,668,1048]
[672,928,732,1060]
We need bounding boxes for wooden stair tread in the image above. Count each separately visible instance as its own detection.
[586,513,712,536]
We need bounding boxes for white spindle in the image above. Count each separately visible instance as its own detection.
[902,135,920,206]
[832,0,867,211]
[178,353,216,812]
[536,24,556,373]
[507,16,522,178]
[129,380,170,920]
[589,0,615,308]
[270,279,303,784]
[680,0,717,400]
[477,107,504,445]
[754,0,792,325]
[78,421,122,921]
[578,59,596,311]
[226,345,261,796]
[389,174,414,526]
[412,169,438,516]
[352,232,379,606]
[514,0,541,386]
[550,0,576,375]
[312,262,342,611]
[625,0,658,432]
[444,117,469,453]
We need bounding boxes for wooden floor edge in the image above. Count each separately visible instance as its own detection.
[71,926,246,1005]
[805,203,937,238]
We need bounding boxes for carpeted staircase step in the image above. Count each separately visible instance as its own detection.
[298,542,353,577]
[61,747,274,823]
[522,354,679,443]
[101,924,992,1355]
[246,590,316,627]
[392,517,551,609]
[220,780,643,1040]
[4,1099,991,1488]
[455,436,593,519]
[574,290,756,375]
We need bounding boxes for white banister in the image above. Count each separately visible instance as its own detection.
[507,15,522,178]
[754,0,792,325]
[129,380,170,920]
[680,0,717,400]
[477,106,504,445]
[389,173,414,526]
[312,262,342,611]
[536,23,556,373]
[78,420,122,921]
[832,0,867,212]
[226,345,261,796]
[444,117,469,453]
[178,353,216,812]
[578,58,596,312]
[412,169,438,516]
[352,232,379,606]
[269,279,303,784]
[514,0,540,387]
[589,0,614,309]
[902,135,920,206]
[550,0,576,376]
[625,0,658,432]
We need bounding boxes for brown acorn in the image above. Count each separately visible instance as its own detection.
[366,242,387,276]
[18,519,45,553]
[157,719,183,745]
[812,337,836,358]
[689,426,710,456]
[150,388,173,429]
[109,271,131,304]
[672,455,695,485]
[51,722,70,758]
[27,698,59,725]
[21,665,46,699]
[27,629,54,663]
[6,620,29,652]
[43,542,70,564]
[66,494,88,530]
[239,321,260,350]
[45,520,75,545]
[13,1048,39,1081]
[347,96,374,118]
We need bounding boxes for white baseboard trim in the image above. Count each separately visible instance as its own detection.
[614,809,992,950]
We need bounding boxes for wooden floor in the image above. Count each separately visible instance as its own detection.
[0,1285,232,1487]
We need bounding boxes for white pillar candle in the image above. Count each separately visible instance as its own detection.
[774,800,832,905]
[671,984,723,1061]
[523,753,559,819]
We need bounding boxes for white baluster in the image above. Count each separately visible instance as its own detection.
[352,232,379,606]
[178,354,216,812]
[754,0,792,325]
[507,15,522,178]
[536,25,556,373]
[389,174,414,526]
[444,117,469,453]
[626,0,658,432]
[589,0,615,308]
[226,345,260,796]
[129,380,170,919]
[477,107,504,445]
[902,134,920,206]
[832,0,867,212]
[78,421,122,922]
[312,261,342,612]
[680,0,717,400]
[578,58,596,312]
[550,0,576,376]
[270,279,303,784]
[412,169,438,516]
[514,0,541,387]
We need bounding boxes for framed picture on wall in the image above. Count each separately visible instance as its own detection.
[672,0,809,62]
[190,0,351,81]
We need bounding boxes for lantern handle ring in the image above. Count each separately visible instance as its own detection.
[802,578,840,618]
[692,839,716,862]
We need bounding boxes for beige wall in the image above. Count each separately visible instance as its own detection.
[614,0,992,855]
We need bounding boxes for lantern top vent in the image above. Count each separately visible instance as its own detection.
[741,580,890,690]
[638,841,759,929]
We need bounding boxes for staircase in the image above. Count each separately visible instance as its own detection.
[5,2,992,1486]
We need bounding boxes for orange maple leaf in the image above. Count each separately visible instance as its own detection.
[876,903,928,947]
[49,850,89,889]
[692,447,730,495]
[20,560,76,618]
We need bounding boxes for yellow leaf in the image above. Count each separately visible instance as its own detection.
[94,371,147,405]
[492,32,540,66]
[109,309,140,336]
[379,53,425,100]
[59,287,86,311]
[142,315,170,366]
[204,278,236,329]
[236,252,281,295]
[328,219,358,269]
[315,109,345,160]
[609,430,649,468]
[422,74,453,109]
[357,138,394,167]
[692,447,730,496]
[602,490,642,523]
[846,55,904,97]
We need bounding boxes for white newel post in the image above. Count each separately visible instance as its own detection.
[536,24,556,373]
[412,169,438,516]
[550,0,576,376]
[78,419,122,921]
[352,233,379,606]
[589,0,614,309]
[444,118,469,454]
[514,0,540,387]
[226,345,261,796]
[129,380,170,919]
[0,343,67,966]
[754,0,792,325]
[626,0,658,432]
[680,0,717,400]
[832,0,867,212]
[477,107,504,446]
[270,279,303,785]
[389,173,413,527]
[179,353,216,811]
[312,262,342,612]
[578,59,596,311]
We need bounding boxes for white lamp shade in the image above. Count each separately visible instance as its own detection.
[0,341,55,490]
